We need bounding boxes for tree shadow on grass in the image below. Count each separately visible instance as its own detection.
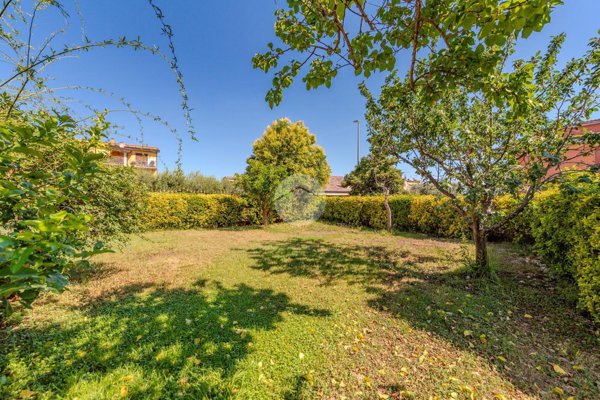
[246,238,444,287]
[367,269,600,397]
[245,238,600,398]
[0,281,330,399]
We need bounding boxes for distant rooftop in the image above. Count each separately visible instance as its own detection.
[108,139,160,152]
[324,176,351,196]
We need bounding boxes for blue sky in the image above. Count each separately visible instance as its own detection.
[23,1,600,179]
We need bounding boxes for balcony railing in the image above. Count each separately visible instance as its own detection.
[108,157,125,165]
[107,158,156,169]
[130,160,156,168]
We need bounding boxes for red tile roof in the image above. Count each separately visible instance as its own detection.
[324,176,351,194]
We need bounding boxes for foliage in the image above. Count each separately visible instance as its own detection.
[142,192,258,230]
[343,155,404,196]
[237,119,331,224]
[0,113,109,315]
[322,194,536,241]
[361,35,600,275]
[0,0,194,161]
[254,0,562,107]
[530,177,600,321]
[139,170,238,194]
[323,195,465,238]
[64,165,148,247]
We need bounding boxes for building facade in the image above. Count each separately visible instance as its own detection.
[107,140,159,176]
[545,119,600,177]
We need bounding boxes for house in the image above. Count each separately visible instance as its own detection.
[107,139,159,176]
[324,176,351,196]
[403,179,421,192]
[545,119,600,178]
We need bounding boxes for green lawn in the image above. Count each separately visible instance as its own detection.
[1,223,598,399]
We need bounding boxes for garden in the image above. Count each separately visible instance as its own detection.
[1,1,600,399]
[2,222,599,399]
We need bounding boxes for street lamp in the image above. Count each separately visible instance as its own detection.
[353,120,360,165]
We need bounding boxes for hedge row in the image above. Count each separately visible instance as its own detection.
[142,193,258,230]
[320,195,529,242]
[529,188,600,322]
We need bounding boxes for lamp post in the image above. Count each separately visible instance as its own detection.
[353,120,360,165]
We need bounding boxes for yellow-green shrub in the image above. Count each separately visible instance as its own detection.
[142,193,258,230]
[530,186,600,321]
[322,195,470,239]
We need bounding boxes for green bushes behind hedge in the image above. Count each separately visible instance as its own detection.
[142,193,258,230]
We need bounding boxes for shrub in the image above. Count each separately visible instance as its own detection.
[64,166,148,247]
[142,193,258,230]
[322,195,470,239]
[0,114,109,316]
[140,170,239,194]
[530,182,600,321]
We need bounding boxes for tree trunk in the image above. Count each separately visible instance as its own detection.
[261,201,270,226]
[471,220,490,277]
[384,188,392,232]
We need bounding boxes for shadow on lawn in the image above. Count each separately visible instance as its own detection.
[246,238,600,398]
[246,237,444,286]
[1,281,330,399]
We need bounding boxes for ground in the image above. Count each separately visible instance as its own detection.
[1,223,599,399]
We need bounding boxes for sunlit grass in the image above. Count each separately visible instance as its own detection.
[1,223,598,399]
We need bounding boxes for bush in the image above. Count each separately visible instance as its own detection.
[530,183,600,321]
[140,170,239,194]
[0,113,110,315]
[322,195,470,239]
[142,193,258,230]
[64,166,148,247]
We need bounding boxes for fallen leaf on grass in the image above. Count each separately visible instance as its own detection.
[552,364,567,376]
[552,387,564,396]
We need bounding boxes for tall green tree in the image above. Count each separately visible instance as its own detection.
[344,155,404,196]
[237,118,331,225]
[344,154,404,231]
[362,35,600,276]
[254,0,562,107]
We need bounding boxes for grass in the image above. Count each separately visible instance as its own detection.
[1,222,598,399]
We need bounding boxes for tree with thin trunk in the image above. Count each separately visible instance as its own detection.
[362,35,600,276]
[343,154,403,232]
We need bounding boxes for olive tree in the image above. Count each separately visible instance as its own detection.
[362,35,600,276]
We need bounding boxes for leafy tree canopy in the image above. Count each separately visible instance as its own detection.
[254,0,562,107]
[237,118,331,224]
[344,155,404,195]
[362,34,600,274]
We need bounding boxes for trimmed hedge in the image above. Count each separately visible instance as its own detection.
[321,195,526,241]
[142,193,258,230]
[530,187,600,321]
